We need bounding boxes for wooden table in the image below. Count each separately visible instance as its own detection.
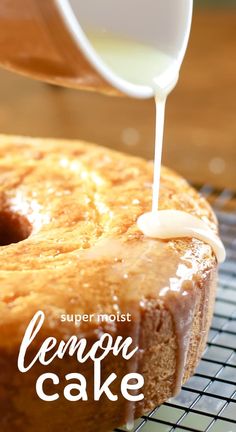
[0,10,235,190]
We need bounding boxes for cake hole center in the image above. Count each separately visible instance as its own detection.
[0,210,32,246]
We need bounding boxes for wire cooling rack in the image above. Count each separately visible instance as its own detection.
[115,185,236,432]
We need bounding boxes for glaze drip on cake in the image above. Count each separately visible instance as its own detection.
[85,32,225,264]
[80,235,208,398]
[138,210,226,264]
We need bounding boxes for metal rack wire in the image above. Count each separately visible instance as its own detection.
[115,186,236,432]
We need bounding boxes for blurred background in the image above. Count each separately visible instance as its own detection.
[0,1,235,189]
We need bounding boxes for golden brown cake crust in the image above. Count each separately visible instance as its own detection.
[0,135,218,431]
